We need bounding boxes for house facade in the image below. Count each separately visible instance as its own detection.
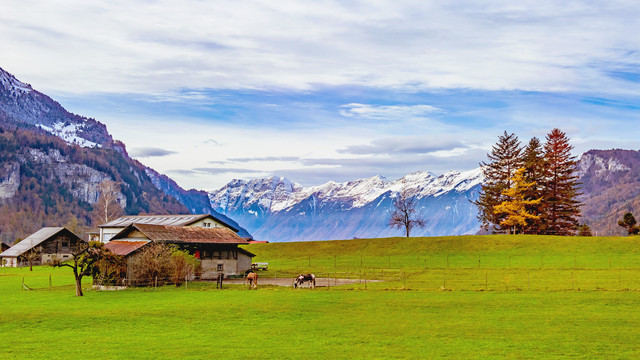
[107,223,254,279]
[0,227,83,267]
[98,214,238,243]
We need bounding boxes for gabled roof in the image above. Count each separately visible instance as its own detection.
[104,240,150,256]
[0,227,82,258]
[99,214,238,232]
[113,224,250,245]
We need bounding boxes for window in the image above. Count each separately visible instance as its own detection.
[217,264,223,272]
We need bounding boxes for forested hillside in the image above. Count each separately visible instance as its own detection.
[0,120,189,244]
[578,149,640,236]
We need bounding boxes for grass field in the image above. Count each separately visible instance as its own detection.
[2,235,640,359]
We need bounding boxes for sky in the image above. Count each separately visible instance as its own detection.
[2,1,640,190]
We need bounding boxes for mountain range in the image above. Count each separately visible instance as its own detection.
[0,67,249,243]
[1,66,639,243]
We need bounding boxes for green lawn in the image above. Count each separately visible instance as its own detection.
[2,235,640,359]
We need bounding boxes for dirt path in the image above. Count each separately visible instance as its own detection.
[224,277,379,287]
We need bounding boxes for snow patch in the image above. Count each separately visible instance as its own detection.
[37,122,100,148]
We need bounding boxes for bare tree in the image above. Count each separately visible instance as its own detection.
[388,187,427,237]
[91,179,124,226]
[20,246,42,271]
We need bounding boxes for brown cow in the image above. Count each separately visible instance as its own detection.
[245,271,258,289]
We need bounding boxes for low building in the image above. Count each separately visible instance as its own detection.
[108,223,254,278]
[98,214,238,243]
[0,227,83,267]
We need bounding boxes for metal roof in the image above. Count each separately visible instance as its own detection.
[0,227,80,258]
[104,240,150,256]
[98,214,238,232]
[114,224,249,245]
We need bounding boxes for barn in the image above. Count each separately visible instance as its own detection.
[98,214,238,243]
[107,223,255,279]
[0,227,83,267]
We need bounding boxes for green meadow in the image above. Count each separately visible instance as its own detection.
[2,235,640,359]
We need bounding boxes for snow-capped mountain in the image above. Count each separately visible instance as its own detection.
[209,169,483,242]
[0,67,112,147]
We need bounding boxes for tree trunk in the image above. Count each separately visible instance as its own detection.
[73,270,83,297]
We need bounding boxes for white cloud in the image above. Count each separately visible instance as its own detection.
[2,1,640,95]
[339,104,442,120]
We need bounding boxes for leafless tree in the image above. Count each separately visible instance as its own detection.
[91,179,124,226]
[388,187,427,237]
[20,246,42,271]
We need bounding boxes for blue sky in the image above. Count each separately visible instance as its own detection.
[2,1,640,189]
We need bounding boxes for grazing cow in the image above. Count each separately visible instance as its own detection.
[294,274,316,289]
[245,271,258,289]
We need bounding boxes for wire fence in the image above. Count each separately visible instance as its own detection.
[12,252,640,292]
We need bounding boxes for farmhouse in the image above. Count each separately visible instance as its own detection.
[106,223,254,278]
[0,227,82,267]
[98,214,238,243]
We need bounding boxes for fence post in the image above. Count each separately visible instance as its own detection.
[49,274,52,290]
[185,274,188,290]
[571,272,574,290]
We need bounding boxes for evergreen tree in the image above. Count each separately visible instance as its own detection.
[521,137,545,234]
[474,131,523,233]
[493,168,542,234]
[617,212,640,235]
[540,129,582,235]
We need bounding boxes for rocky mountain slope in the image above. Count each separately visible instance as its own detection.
[0,67,112,147]
[577,149,640,236]
[209,169,483,242]
[0,67,249,243]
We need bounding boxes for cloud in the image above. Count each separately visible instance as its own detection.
[166,167,262,178]
[339,136,466,155]
[129,147,177,158]
[228,156,301,163]
[191,167,262,175]
[339,103,442,120]
[3,1,640,95]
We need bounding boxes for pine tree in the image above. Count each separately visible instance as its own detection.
[540,129,582,235]
[521,137,545,234]
[617,212,640,235]
[493,168,542,234]
[474,131,523,233]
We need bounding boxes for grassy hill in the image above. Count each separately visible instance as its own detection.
[244,235,640,291]
[3,235,640,359]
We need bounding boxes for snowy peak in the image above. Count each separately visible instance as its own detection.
[0,67,33,95]
[208,168,484,242]
[0,66,112,147]
[209,168,484,215]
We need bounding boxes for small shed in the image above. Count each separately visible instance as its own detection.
[110,223,255,278]
[0,227,83,267]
